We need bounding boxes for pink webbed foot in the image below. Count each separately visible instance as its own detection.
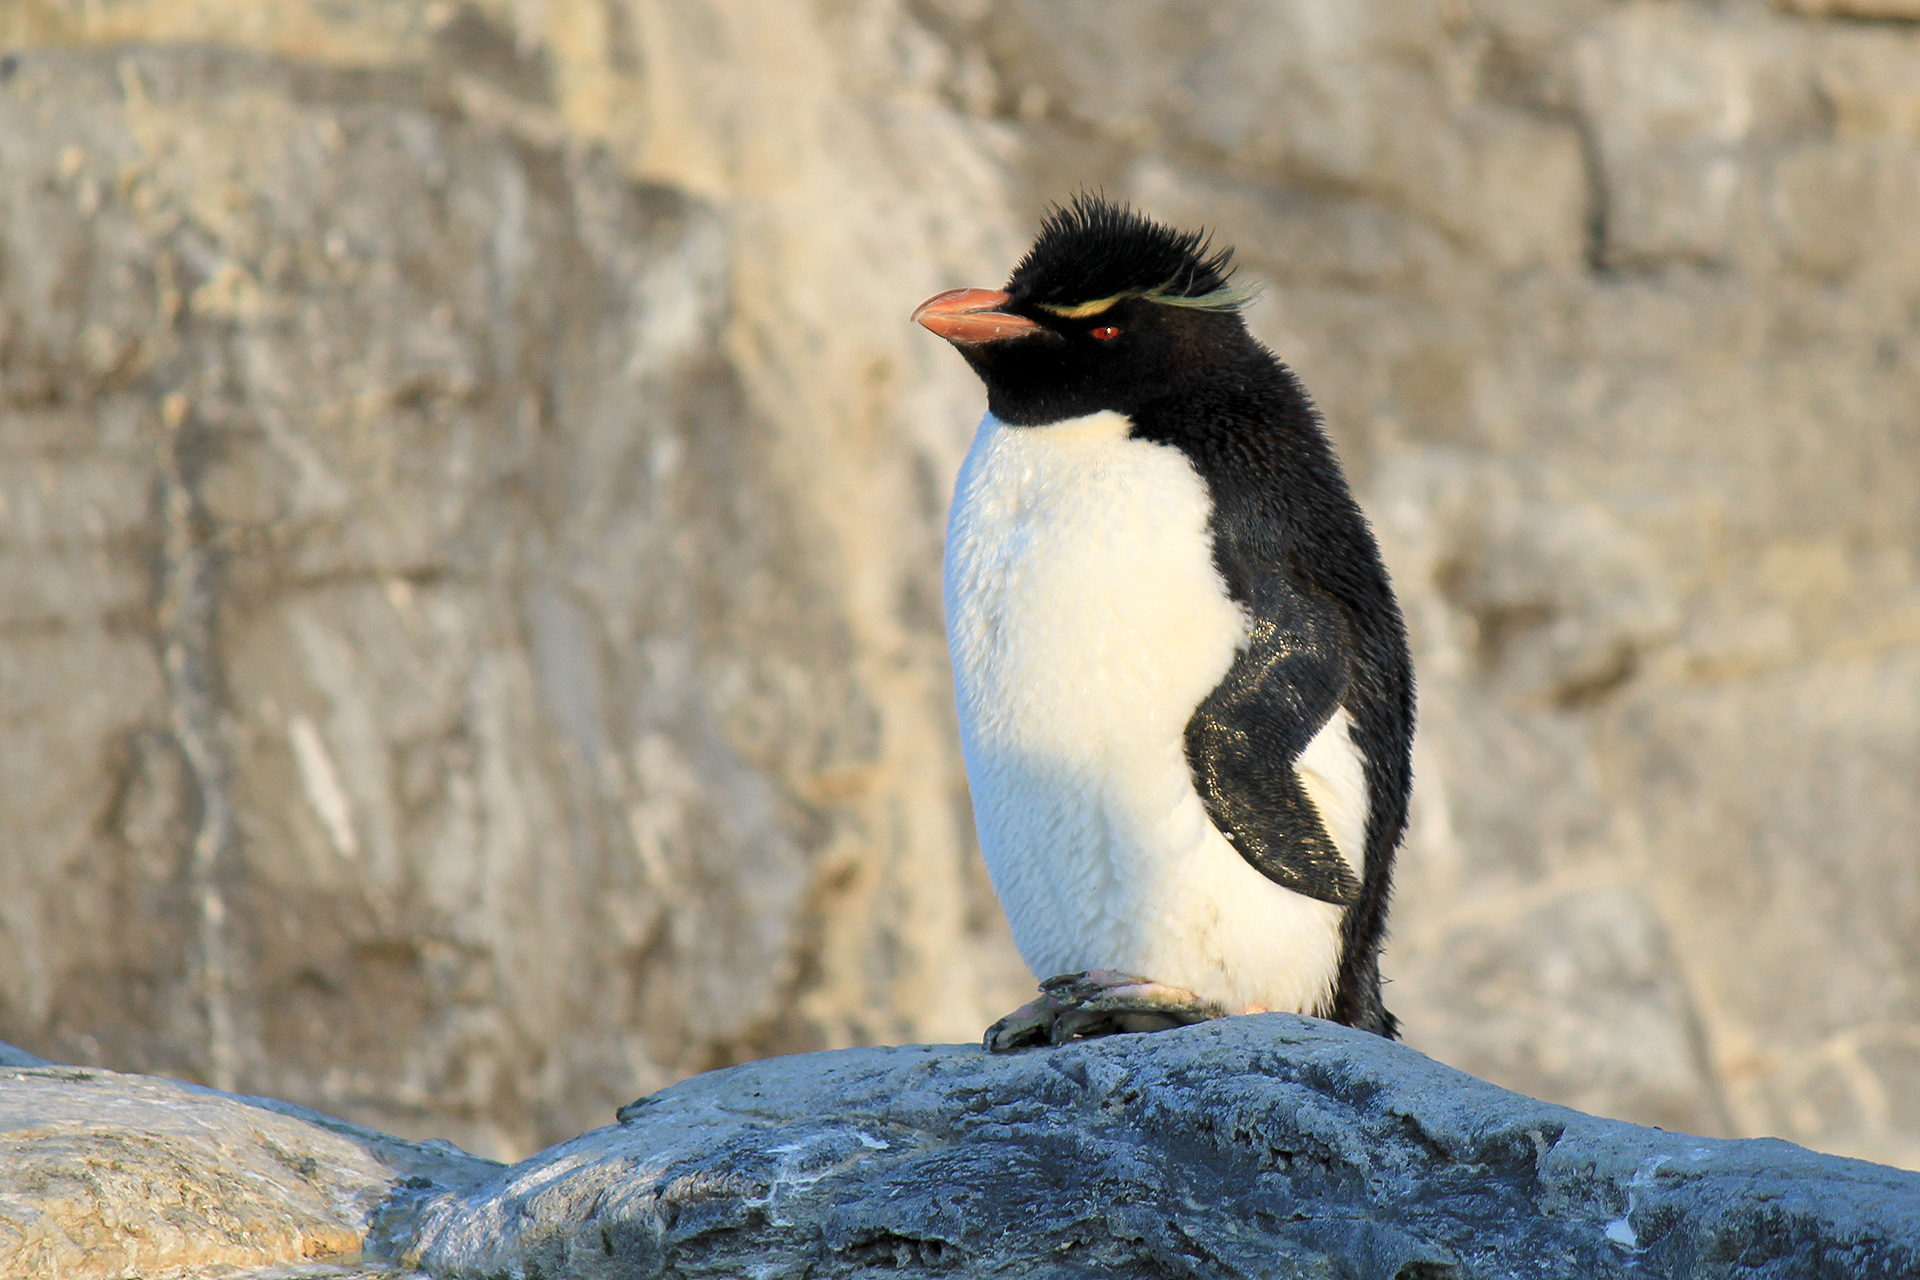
[983,969,1231,1053]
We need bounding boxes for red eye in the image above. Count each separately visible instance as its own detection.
[1091,325,1121,340]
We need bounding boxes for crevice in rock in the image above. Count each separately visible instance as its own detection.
[1572,108,1614,277]
[1549,643,1639,710]
[1776,2,1920,28]
[153,407,243,1094]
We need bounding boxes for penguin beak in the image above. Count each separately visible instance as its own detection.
[912,288,1042,344]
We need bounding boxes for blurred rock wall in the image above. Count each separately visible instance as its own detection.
[1,0,1915,1167]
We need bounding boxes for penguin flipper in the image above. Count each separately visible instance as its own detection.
[1184,571,1361,908]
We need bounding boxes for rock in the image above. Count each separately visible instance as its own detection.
[0,1041,50,1069]
[12,1026,1917,1279]
[400,1017,1920,1278]
[0,1040,494,1279]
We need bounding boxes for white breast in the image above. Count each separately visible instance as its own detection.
[943,410,1351,1016]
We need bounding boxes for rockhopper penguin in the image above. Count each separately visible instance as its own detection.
[914,197,1414,1051]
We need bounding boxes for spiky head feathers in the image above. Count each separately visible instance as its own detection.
[1005,196,1260,317]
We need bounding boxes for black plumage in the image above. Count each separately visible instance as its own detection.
[1005,198,1241,312]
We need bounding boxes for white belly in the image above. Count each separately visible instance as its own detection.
[943,410,1349,1016]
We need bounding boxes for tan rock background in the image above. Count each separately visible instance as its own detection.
[0,0,1915,1168]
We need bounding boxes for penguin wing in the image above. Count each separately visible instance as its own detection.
[1183,568,1361,907]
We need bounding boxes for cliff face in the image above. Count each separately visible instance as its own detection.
[2,0,1918,1168]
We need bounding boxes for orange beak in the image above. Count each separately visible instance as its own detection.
[912,288,1042,344]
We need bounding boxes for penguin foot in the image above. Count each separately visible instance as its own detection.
[983,969,1229,1052]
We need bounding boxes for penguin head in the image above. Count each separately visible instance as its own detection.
[914,196,1263,426]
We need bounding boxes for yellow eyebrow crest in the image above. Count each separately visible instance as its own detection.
[1036,294,1125,319]
[1033,279,1262,320]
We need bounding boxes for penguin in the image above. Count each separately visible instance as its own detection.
[913,196,1413,1051]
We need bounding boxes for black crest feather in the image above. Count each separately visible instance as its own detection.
[1005,195,1255,313]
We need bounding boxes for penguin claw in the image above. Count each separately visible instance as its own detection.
[981,999,1053,1053]
[982,970,1229,1053]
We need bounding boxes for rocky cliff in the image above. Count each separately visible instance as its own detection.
[2,0,1918,1169]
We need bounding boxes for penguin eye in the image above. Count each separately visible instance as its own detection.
[1090,325,1121,341]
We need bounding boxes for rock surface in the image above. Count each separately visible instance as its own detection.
[0,1042,494,1279]
[2,0,1919,1173]
[8,1024,1920,1280]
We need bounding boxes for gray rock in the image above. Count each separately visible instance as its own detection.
[398,1017,1920,1279]
[0,1040,51,1068]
